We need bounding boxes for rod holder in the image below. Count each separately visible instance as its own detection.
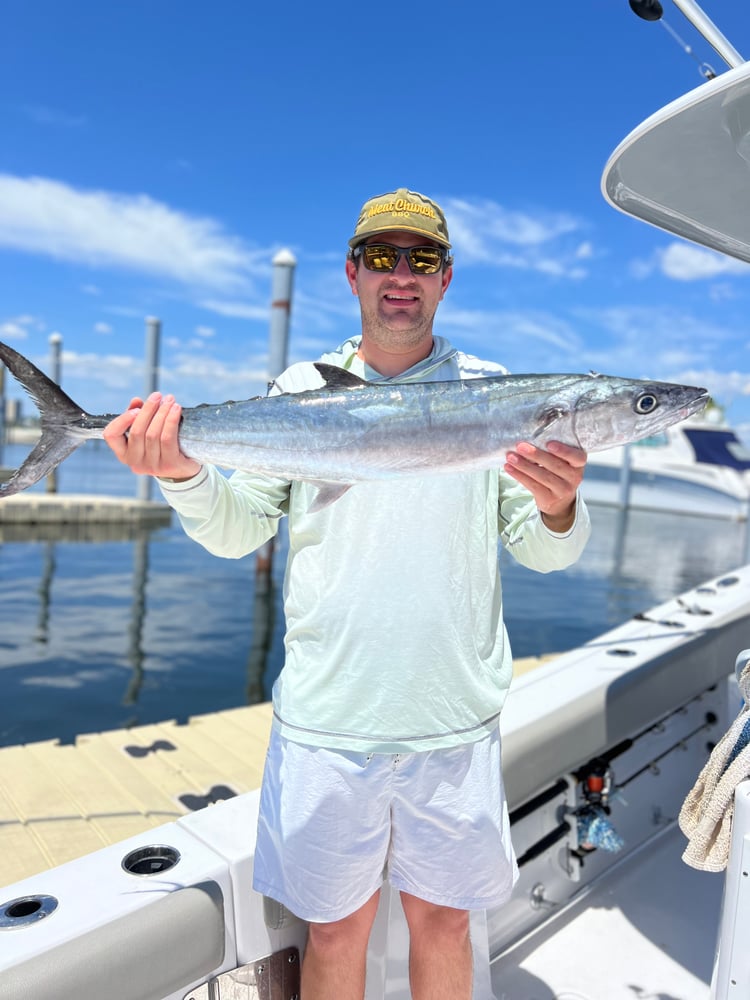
[0,894,58,930]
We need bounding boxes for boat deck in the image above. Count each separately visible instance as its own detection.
[0,654,555,889]
[491,822,722,1000]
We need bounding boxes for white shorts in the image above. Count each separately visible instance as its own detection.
[252,726,518,922]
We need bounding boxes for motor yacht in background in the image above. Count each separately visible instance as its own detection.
[583,407,750,520]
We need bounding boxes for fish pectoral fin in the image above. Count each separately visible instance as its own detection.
[313,363,369,390]
[532,406,565,439]
[307,481,354,512]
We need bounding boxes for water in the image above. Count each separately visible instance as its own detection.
[1,442,748,749]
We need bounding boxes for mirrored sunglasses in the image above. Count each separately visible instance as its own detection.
[353,243,447,275]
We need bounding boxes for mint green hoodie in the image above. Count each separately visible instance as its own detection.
[160,337,591,753]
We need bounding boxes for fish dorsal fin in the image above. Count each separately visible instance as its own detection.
[313,362,368,390]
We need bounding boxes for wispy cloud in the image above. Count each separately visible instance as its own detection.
[199,299,271,321]
[633,241,750,281]
[575,304,739,388]
[0,174,271,292]
[443,196,588,278]
[0,314,45,341]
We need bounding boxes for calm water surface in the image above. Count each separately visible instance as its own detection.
[1,442,748,748]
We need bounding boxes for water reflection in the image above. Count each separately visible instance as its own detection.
[502,501,750,658]
[246,554,278,706]
[123,535,149,708]
[3,522,164,719]
[35,541,55,646]
[1,496,748,748]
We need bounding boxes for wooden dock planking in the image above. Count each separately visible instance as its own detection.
[25,739,168,848]
[0,742,111,879]
[74,732,185,822]
[0,659,552,888]
[0,778,59,880]
[0,702,274,887]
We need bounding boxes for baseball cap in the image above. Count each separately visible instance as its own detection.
[348,188,452,249]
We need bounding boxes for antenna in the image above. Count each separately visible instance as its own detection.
[628,0,743,75]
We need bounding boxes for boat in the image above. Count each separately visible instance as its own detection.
[3,2,750,997]
[582,409,750,520]
[0,563,747,998]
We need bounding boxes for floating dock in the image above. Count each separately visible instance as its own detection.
[0,703,274,887]
[0,655,556,888]
[0,492,171,534]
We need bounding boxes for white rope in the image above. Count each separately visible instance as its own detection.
[679,650,750,871]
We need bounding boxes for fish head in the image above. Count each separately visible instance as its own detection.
[533,375,710,452]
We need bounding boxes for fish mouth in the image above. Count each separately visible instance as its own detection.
[683,389,711,420]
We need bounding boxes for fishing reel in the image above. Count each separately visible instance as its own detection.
[580,758,614,808]
[569,758,624,860]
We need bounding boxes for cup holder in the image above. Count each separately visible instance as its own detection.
[121,844,181,877]
[0,894,58,929]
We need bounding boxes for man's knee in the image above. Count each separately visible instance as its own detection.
[307,891,381,955]
[400,892,470,944]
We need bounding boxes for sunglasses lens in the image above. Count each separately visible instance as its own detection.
[408,247,443,274]
[360,245,444,274]
[362,245,400,271]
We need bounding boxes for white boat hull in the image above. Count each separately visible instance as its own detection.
[582,422,750,521]
[1,565,749,999]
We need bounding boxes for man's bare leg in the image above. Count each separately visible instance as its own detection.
[301,890,380,1000]
[400,892,472,1000]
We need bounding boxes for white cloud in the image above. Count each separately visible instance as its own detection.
[0,314,45,340]
[0,174,270,292]
[439,304,584,362]
[200,299,271,321]
[442,196,588,278]
[0,321,29,340]
[573,304,738,386]
[446,197,579,247]
[94,322,113,335]
[658,242,750,281]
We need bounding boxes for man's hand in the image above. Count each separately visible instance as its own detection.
[103,391,202,481]
[505,440,587,532]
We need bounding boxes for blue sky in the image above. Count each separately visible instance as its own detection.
[2,1,750,431]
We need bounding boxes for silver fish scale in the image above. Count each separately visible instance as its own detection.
[174,373,707,484]
[0,337,710,499]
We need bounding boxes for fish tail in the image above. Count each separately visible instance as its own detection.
[0,341,97,497]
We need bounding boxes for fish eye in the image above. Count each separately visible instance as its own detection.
[634,392,659,415]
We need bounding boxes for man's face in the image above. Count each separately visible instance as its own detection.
[345,231,452,346]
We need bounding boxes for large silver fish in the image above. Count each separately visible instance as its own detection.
[0,340,708,510]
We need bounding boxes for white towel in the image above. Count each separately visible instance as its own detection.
[679,651,750,872]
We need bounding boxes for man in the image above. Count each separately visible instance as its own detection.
[104,187,590,1000]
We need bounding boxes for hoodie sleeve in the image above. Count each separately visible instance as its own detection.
[158,465,290,559]
[497,469,591,573]
[155,364,323,558]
